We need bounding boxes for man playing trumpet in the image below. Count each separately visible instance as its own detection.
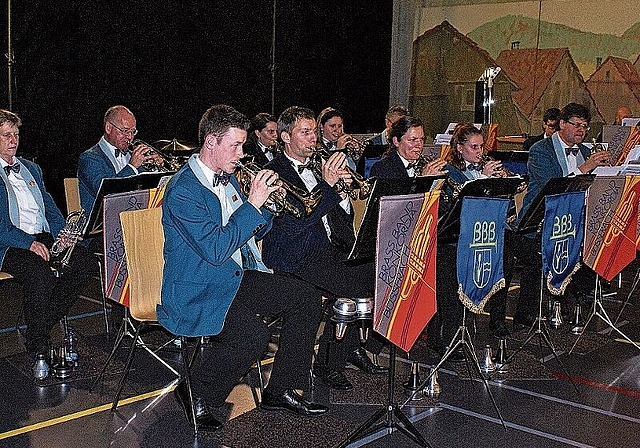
[263,106,388,392]
[160,104,327,432]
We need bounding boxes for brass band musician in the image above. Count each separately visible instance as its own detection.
[242,112,280,166]
[0,109,93,372]
[263,106,388,391]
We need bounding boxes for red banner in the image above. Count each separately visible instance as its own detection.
[583,176,640,281]
[374,192,439,351]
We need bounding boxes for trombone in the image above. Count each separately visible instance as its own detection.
[235,157,322,218]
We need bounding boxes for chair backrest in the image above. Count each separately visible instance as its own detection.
[0,272,14,281]
[119,207,164,322]
[64,177,81,214]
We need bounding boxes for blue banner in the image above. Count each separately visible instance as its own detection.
[457,197,510,313]
[542,191,586,295]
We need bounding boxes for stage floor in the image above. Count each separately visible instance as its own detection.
[1,261,639,448]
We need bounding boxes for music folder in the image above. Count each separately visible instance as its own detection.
[83,172,173,238]
[437,176,526,242]
[515,174,595,235]
[347,175,446,261]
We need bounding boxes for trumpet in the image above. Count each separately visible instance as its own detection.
[342,135,370,160]
[50,209,87,274]
[479,154,515,177]
[130,139,185,172]
[309,147,374,200]
[235,157,322,218]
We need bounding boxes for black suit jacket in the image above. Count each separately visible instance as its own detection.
[262,154,355,273]
[369,150,409,179]
[242,137,271,166]
[522,133,544,151]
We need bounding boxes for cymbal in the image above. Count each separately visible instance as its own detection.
[153,138,197,153]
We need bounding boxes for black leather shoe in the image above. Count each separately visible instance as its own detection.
[347,348,388,375]
[261,389,328,416]
[489,320,511,338]
[173,380,223,432]
[313,364,353,390]
[512,313,535,332]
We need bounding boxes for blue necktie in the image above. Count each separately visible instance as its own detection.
[3,163,20,176]
[212,172,231,187]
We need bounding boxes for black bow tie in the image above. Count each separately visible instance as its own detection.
[467,163,482,171]
[212,172,231,187]
[3,163,20,176]
[114,148,128,158]
[325,141,335,150]
[565,147,579,156]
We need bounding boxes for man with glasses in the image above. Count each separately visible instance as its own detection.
[522,107,560,151]
[77,105,162,215]
[509,102,611,330]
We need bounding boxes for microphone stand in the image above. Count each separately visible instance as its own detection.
[336,343,432,448]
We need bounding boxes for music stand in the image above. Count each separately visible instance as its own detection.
[437,176,526,243]
[356,143,388,177]
[348,175,445,261]
[505,176,593,386]
[402,180,526,426]
[83,172,173,239]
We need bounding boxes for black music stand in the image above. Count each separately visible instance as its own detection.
[340,181,447,447]
[348,175,446,261]
[356,143,388,177]
[83,172,172,239]
[505,175,593,385]
[403,180,526,426]
[437,176,525,243]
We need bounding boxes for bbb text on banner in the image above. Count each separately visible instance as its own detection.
[583,176,640,282]
[374,191,439,352]
[542,191,586,295]
[456,196,509,313]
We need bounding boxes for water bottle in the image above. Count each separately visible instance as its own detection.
[65,327,78,363]
[33,354,50,380]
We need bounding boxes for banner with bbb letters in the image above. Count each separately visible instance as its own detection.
[456,196,509,313]
[374,191,439,352]
[541,192,585,295]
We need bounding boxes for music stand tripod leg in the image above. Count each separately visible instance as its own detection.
[592,276,640,351]
[506,271,579,392]
[403,309,506,430]
[613,265,640,326]
[335,344,432,448]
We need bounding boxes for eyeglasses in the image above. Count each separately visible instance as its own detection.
[566,120,590,131]
[109,121,138,137]
[406,137,425,144]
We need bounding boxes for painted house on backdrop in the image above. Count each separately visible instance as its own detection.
[586,56,640,124]
[408,21,521,141]
[496,47,604,137]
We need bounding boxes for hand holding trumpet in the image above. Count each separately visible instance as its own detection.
[580,150,612,173]
[322,151,352,191]
[481,158,507,177]
[247,169,284,210]
[129,141,163,169]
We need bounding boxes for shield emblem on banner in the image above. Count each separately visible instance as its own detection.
[552,238,569,274]
[473,248,492,288]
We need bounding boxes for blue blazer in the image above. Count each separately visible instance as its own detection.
[369,150,408,179]
[158,156,273,337]
[262,153,350,273]
[517,133,590,225]
[0,158,65,267]
[77,137,140,214]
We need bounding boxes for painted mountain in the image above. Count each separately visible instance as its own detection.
[468,15,640,77]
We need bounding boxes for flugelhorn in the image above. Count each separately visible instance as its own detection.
[309,146,374,200]
[130,139,185,172]
[235,157,322,218]
[343,135,370,160]
[50,209,87,274]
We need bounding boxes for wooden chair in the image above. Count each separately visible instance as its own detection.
[63,177,110,334]
[113,207,200,433]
